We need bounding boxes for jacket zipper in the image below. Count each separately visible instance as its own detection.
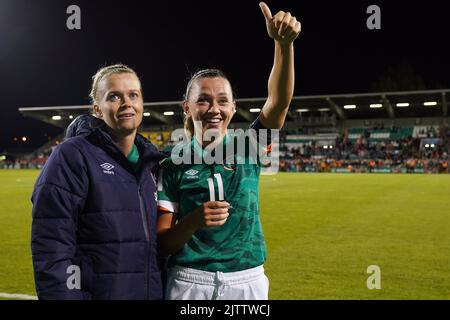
[138,188,150,242]
[138,186,151,299]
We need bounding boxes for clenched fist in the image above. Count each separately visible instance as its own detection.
[260,2,301,45]
[192,201,230,229]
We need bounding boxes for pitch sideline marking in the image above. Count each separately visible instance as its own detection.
[0,292,38,300]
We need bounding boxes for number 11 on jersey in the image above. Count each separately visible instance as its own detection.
[207,173,224,201]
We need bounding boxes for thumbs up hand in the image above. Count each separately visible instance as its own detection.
[259,2,301,44]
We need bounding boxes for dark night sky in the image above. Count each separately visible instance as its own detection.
[1,0,450,151]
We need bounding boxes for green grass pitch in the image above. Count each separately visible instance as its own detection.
[0,169,449,299]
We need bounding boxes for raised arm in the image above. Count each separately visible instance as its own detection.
[258,2,301,129]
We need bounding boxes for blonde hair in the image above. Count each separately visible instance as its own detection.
[89,64,141,104]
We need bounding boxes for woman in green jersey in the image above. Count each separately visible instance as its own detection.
[157,2,301,300]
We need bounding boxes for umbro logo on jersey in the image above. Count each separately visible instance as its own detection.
[100,163,115,175]
[185,169,199,178]
[185,169,199,176]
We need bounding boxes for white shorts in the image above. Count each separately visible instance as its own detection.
[165,265,269,300]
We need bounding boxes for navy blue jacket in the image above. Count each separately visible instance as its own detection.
[31,115,166,300]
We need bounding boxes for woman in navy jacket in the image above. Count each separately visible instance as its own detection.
[31,64,166,299]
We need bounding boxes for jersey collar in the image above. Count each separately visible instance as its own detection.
[191,133,231,161]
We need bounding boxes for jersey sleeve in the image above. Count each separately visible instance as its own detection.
[157,159,180,215]
[249,116,273,166]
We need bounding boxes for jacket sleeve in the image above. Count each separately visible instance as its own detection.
[31,141,89,300]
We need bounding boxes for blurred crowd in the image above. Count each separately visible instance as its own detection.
[1,154,50,169]
[3,122,450,174]
[279,122,450,173]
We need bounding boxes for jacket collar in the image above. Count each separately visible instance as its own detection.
[90,128,166,172]
[68,114,166,174]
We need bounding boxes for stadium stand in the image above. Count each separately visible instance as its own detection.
[13,89,450,173]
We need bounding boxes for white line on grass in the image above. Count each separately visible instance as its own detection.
[0,292,38,300]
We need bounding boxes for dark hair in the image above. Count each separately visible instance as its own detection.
[183,69,235,139]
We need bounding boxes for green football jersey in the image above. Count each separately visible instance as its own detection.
[157,128,269,272]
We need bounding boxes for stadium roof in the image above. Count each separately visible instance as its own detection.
[19,89,449,128]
